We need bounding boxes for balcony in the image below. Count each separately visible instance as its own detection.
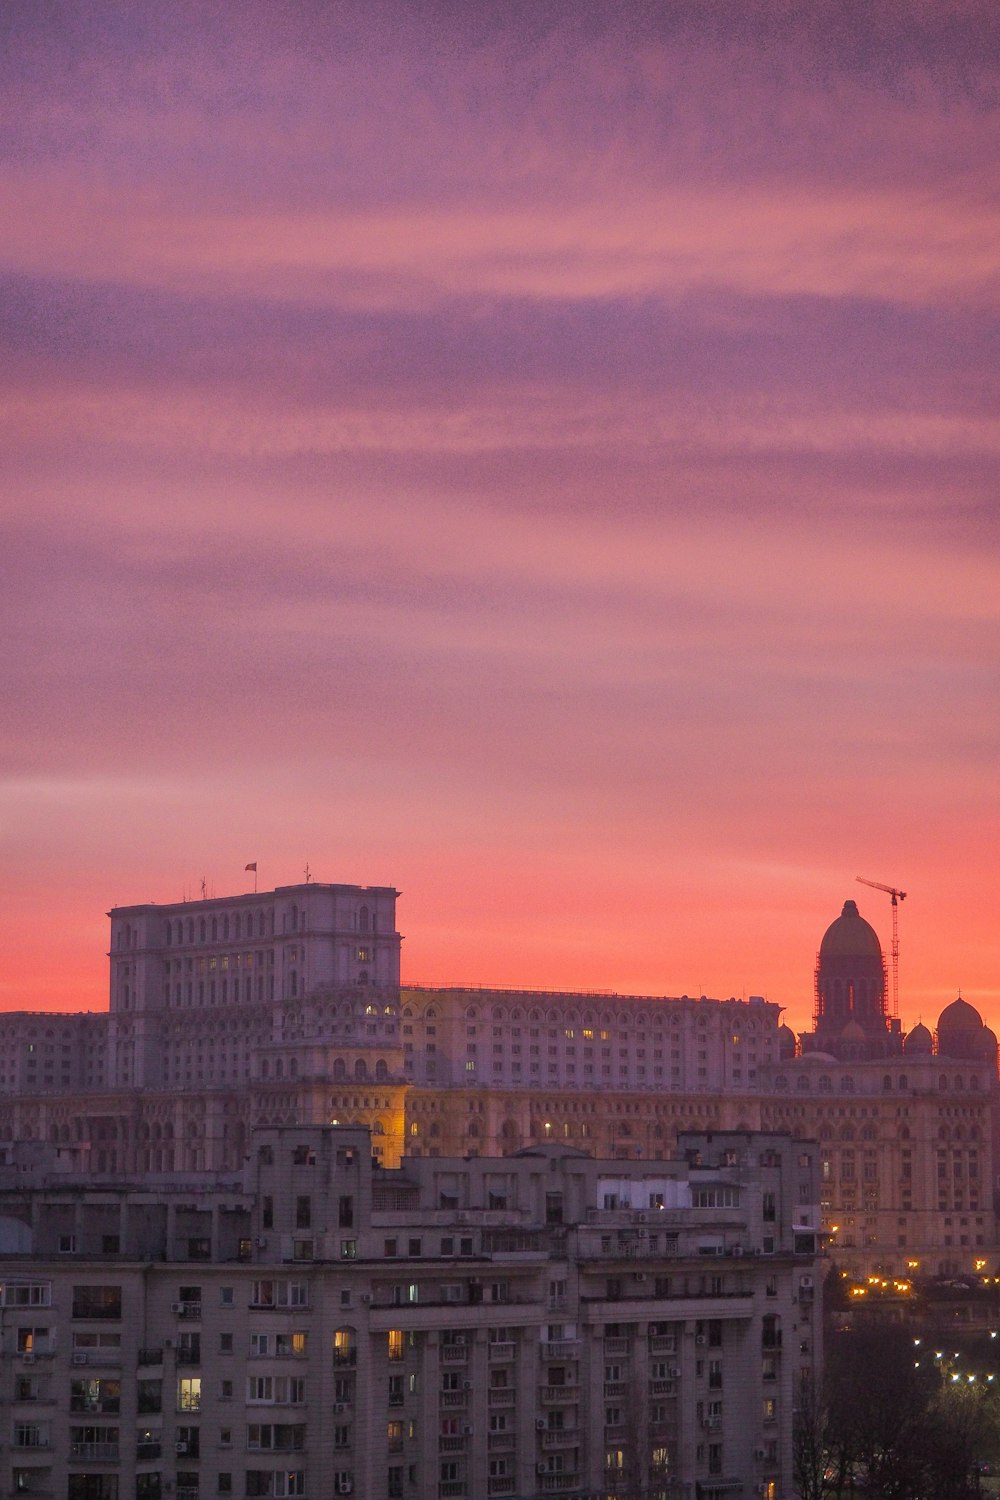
[136,1441,162,1462]
[488,1390,515,1408]
[603,1381,627,1398]
[540,1386,576,1404]
[649,1379,675,1396]
[487,1480,513,1496]
[541,1473,577,1492]
[177,1489,200,1500]
[70,1350,122,1368]
[176,1302,202,1320]
[542,1340,579,1360]
[603,1336,630,1355]
[138,1348,164,1366]
[439,1435,466,1453]
[70,1443,120,1461]
[648,1336,675,1354]
[488,1432,515,1452]
[439,1484,465,1498]
[541,1428,577,1449]
[441,1391,469,1409]
[440,1346,469,1364]
[488,1342,515,1362]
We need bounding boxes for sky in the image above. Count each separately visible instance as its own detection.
[2,1,998,1034]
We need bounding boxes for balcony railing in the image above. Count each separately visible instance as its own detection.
[540,1386,576,1403]
[488,1342,515,1361]
[440,1346,469,1363]
[70,1443,119,1461]
[487,1390,515,1407]
[542,1428,577,1449]
[71,1350,122,1367]
[542,1340,579,1359]
[138,1348,164,1366]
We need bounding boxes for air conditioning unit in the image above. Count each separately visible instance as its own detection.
[668,1366,681,1378]
[536,1418,546,1431]
[462,1425,473,1436]
[462,1380,472,1390]
[175,1442,188,1454]
[695,1335,707,1346]
[634,1273,647,1283]
[21,1353,36,1364]
[754,1446,767,1460]
[732,1245,744,1257]
[536,1463,548,1476]
[171,1302,185,1314]
[255,1238,268,1250]
[800,1276,814,1290]
[72,1351,88,1365]
[360,1293,372,1304]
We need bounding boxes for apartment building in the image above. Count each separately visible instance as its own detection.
[0,1124,819,1500]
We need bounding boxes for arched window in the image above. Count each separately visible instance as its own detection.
[212,917,218,941]
[199,919,206,942]
[290,971,298,998]
[258,911,266,937]
[354,1059,368,1082]
[939,1076,949,1091]
[375,1060,388,1081]
[882,1074,893,1091]
[359,906,370,933]
[234,914,242,939]
[333,1059,346,1081]
[165,922,173,946]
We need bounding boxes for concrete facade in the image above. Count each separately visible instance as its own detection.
[0,1124,819,1500]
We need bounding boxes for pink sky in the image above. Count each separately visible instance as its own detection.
[2,1,998,1036]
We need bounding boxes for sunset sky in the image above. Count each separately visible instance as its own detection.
[2,2,998,1035]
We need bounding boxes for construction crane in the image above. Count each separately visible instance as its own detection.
[856,876,907,1018]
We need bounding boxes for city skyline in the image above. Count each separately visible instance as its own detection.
[3,3,998,1031]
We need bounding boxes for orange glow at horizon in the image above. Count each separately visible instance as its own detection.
[1,4,997,1031]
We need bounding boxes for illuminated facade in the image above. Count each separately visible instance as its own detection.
[0,886,994,1280]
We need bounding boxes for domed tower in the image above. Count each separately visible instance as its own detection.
[814,899,890,1057]
[936,997,987,1061]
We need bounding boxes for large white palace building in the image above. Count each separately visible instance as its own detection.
[0,882,995,1278]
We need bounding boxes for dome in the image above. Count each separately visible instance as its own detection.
[777,1024,796,1060]
[819,900,883,961]
[937,997,984,1033]
[840,1019,866,1041]
[904,1022,933,1054]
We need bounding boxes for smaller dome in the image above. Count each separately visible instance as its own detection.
[777,1023,796,1059]
[938,997,984,1033]
[840,1020,866,1041]
[904,1022,933,1054]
